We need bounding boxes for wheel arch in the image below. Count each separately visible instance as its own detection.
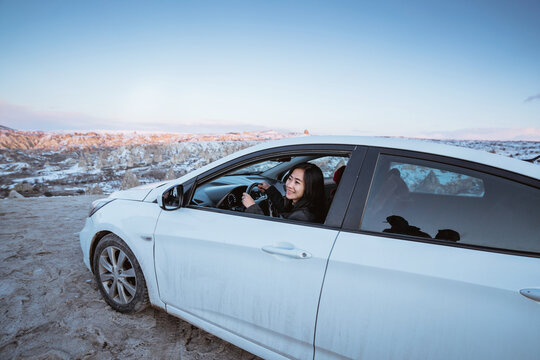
[89,230,113,273]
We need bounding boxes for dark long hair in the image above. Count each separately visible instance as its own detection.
[285,162,326,222]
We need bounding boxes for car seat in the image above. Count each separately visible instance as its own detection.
[330,165,346,197]
[362,168,410,231]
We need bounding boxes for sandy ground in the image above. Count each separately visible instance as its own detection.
[0,196,259,360]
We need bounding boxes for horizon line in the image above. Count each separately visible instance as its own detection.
[2,124,539,142]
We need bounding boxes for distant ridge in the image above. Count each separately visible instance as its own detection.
[0,125,16,132]
[414,127,540,141]
[0,128,301,150]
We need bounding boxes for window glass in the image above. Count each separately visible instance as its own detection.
[360,154,540,253]
[228,160,284,175]
[190,153,350,224]
[389,162,485,197]
[310,157,348,177]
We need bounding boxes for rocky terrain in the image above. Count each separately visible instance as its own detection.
[0,126,301,151]
[0,127,538,199]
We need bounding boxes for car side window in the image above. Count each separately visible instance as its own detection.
[309,156,348,178]
[190,153,350,224]
[360,154,540,253]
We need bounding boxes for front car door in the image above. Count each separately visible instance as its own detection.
[154,145,364,359]
[315,148,540,359]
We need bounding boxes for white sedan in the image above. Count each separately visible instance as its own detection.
[80,136,540,360]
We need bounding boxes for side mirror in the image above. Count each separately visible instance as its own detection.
[158,185,183,210]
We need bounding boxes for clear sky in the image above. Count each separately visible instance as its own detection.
[1,0,539,139]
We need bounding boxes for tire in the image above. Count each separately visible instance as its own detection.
[92,234,149,313]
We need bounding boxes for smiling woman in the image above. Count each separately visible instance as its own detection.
[243,162,327,223]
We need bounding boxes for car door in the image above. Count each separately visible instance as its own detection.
[315,149,540,359]
[154,146,363,359]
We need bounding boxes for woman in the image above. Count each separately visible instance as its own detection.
[241,162,326,223]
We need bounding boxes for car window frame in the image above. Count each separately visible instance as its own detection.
[185,144,366,229]
[342,146,540,258]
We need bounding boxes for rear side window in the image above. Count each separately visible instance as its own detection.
[360,154,540,254]
[389,162,485,197]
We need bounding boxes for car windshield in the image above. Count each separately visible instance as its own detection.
[226,159,287,175]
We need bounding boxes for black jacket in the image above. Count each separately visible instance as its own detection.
[245,185,319,223]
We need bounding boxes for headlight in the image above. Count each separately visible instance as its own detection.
[89,198,115,217]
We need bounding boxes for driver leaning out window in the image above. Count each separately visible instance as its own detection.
[241,162,326,223]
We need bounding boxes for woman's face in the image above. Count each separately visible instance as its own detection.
[285,168,305,203]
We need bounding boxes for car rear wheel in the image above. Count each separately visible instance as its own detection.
[93,234,148,313]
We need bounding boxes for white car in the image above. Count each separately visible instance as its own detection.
[80,136,540,360]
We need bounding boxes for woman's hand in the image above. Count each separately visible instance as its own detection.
[258,182,270,192]
[241,193,255,208]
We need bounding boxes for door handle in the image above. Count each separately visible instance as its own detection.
[262,245,312,259]
[520,288,540,302]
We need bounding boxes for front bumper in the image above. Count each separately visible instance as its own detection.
[79,217,95,272]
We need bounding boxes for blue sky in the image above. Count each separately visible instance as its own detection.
[0,0,539,139]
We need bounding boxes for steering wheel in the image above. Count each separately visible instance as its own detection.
[246,182,276,216]
[216,183,272,214]
[246,183,263,200]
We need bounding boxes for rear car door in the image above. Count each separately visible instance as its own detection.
[315,148,540,359]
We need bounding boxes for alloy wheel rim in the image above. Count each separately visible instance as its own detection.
[98,246,137,304]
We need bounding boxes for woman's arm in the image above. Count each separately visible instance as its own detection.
[244,202,264,215]
[241,191,265,215]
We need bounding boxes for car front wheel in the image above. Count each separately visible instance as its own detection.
[93,234,149,313]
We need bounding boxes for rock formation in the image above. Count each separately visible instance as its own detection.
[121,171,140,190]
[0,128,297,150]
[164,168,176,180]
[85,185,104,195]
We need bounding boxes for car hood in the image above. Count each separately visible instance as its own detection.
[109,180,170,201]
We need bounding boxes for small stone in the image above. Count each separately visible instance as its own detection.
[8,190,24,199]
[14,182,33,193]
[85,185,103,195]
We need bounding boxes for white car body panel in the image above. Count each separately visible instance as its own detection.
[315,232,540,359]
[79,216,95,271]
[166,305,291,360]
[80,199,166,309]
[154,207,339,359]
[109,180,169,201]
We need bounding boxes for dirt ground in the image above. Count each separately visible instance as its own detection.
[0,196,259,360]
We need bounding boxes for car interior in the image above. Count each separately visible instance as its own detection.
[361,155,481,242]
[190,154,350,222]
